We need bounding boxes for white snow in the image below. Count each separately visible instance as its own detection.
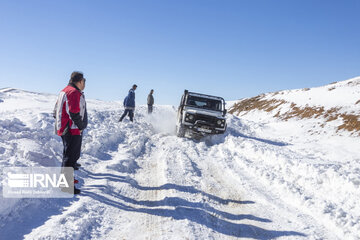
[0,86,359,239]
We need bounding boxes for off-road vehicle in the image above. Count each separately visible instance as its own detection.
[176,90,227,138]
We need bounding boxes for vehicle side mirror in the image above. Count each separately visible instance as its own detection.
[223,109,227,116]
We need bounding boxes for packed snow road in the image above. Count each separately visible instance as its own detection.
[1,89,359,239]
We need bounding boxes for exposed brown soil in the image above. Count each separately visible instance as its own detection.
[324,108,341,122]
[347,80,360,86]
[280,106,325,120]
[229,96,286,115]
[338,114,360,132]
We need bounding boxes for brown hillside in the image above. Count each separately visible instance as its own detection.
[229,96,360,135]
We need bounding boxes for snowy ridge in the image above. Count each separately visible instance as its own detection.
[0,89,359,239]
[269,77,360,108]
[230,76,360,137]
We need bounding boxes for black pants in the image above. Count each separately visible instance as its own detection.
[61,134,82,169]
[148,105,153,114]
[120,109,134,122]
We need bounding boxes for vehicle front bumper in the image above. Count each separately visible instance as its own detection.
[182,121,226,134]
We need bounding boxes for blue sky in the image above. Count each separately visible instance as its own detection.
[0,0,359,105]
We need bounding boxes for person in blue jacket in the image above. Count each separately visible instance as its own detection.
[119,84,137,122]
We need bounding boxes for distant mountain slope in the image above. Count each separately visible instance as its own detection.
[229,77,360,136]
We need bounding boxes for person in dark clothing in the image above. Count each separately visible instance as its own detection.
[119,84,137,122]
[147,89,154,114]
[53,71,88,194]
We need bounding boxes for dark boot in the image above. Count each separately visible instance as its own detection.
[74,187,81,194]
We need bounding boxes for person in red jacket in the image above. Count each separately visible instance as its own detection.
[54,71,88,194]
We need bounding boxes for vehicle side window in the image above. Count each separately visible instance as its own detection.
[188,100,196,106]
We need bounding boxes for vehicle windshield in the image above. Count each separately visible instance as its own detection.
[186,95,223,111]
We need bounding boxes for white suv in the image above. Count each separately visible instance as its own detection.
[176,90,227,138]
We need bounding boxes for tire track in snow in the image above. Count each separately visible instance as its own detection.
[129,133,203,239]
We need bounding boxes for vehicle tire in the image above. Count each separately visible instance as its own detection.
[176,125,185,137]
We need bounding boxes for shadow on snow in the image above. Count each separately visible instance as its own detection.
[204,127,290,147]
[0,198,74,239]
[82,170,306,239]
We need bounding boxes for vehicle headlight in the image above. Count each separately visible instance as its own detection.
[185,113,195,122]
[217,120,222,125]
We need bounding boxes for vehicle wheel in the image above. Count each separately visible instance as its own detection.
[176,125,185,137]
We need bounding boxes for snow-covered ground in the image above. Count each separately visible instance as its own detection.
[0,87,359,239]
